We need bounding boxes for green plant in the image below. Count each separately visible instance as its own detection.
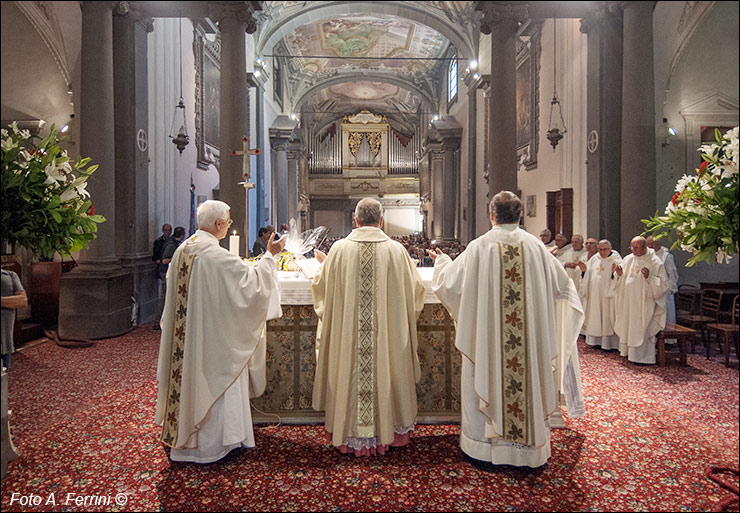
[643,126,739,266]
[1,122,106,261]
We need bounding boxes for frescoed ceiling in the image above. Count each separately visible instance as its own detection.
[256,2,481,130]
[283,16,447,77]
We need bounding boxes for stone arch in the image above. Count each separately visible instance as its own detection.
[294,73,437,114]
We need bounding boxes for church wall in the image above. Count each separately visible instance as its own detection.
[518,19,588,240]
[147,19,219,243]
[654,1,739,286]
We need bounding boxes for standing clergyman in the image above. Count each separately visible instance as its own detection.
[613,236,668,365]
[580,240,622,350]
[155,200,285,463]
[431,191,585,468]
[311,198,425,456]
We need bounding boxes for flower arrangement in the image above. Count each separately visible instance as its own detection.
[1,122,106,261]
[643,126,739,266]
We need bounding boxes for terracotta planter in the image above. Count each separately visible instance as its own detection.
[29,261,61,327]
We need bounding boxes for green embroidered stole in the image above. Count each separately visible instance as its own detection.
[499,242,531,445]
[356,242,377,437]
[160,252,196,447]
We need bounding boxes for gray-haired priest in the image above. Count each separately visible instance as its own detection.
[155,200,285,463]
[311,197,425,456]
[431,191,585,468]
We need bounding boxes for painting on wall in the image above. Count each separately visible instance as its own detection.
[526,194,536,217]
[194,27,221,170]
[515,24,541,171]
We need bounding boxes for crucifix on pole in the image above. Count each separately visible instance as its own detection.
[232,136,261,252]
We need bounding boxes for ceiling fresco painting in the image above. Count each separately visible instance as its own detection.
[285,15,447,76]
[260,3,483,132]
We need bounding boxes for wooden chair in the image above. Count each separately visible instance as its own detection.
[677,288,723,354]
[675,284,700,317]
[706,295,739,366]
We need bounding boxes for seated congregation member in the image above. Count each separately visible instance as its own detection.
[431,191,585,468]
[252,227,271,257]
[613,236,668,365]
[311,198,425,456]
[155,200,285,463]
[580,240,622,350]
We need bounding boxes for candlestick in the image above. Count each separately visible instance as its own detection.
[229,231,240,256]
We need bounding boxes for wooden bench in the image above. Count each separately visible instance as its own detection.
[657,323,697,367]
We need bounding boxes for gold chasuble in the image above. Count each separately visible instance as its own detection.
[160,253,196,447]
[432,224,584,467]
[498,242,530,445]
[312,226,425,454]
[356,242,377,436]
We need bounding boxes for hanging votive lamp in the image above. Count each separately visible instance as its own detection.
[546,16,567,151]
[169,17,189,155]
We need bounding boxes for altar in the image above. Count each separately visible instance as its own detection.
[251,267,461,423]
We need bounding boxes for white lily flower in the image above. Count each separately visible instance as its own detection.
[70,176,90,198]
[44,162,67,186]
[59,186,79,203]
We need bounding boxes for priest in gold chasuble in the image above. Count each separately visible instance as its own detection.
[155,200,284,463]
[432,191,585,468]
[312,198,425,456]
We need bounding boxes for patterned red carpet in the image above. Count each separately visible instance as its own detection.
[1,326,738,512]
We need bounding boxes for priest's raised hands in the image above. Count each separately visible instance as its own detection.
[266,231,286,256]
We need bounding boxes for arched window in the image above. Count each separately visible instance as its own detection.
[447,54,458,104]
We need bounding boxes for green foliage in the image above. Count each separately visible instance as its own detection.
[1,123,106,261]
[642,127,739,266]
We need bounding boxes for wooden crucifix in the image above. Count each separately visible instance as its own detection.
[232,136,261,251]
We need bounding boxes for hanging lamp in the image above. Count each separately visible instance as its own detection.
[546,15,567,151]
[169,16,189,154]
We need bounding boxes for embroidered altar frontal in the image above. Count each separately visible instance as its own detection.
[251,297,461,423]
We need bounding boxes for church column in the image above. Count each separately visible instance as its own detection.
[254,85,266,234]
[210,3,258,256]
[269,116,297,228]
[111,7,156,325]
[59,1,125,338]
[77,1,117,269]
[620,1,656,248]
[287,136,303,225]
[464,74,480,242]
[480,3,528,198]
[439,128,462,241]
[580,3,623,250]
[426,135,445,241]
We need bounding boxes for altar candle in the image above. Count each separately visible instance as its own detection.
[229,230,240,256]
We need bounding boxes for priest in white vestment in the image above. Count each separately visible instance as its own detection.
[563,234,589,293]
[580,240,622,350]
[312,198,425,456]
[155,200,285,463]
[550,233,572,265]
[613,236,669,364]
[539,229,555,248]
[432,191,585,468]
[647,236,679,337]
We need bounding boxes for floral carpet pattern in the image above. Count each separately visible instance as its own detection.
[1,326,738,512]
